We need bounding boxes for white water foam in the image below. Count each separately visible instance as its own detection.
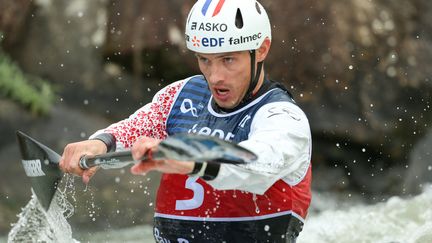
[298,186,432,243]
[7,177,77,243]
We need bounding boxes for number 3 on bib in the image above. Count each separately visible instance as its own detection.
[175,177,204,210]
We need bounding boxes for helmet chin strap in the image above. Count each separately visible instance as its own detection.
[244,50,264,102]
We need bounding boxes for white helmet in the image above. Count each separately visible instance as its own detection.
[185,0,271,53]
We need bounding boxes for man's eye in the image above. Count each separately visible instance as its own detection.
[224,57,234,63]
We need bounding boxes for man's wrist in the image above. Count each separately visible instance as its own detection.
[188,161,220,180]
[90,133,116,152]
[200,163,220,181]
[188,162,204,175]
[188,162,207,177]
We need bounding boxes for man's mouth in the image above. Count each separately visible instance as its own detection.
[215,88,229,96]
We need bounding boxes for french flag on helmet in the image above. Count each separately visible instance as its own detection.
[201,0,226,17]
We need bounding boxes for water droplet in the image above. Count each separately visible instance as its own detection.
[252,194,260,214]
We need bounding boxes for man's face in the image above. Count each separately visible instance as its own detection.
[196,51,251,109]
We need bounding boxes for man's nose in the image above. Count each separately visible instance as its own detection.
[207,64,224,85]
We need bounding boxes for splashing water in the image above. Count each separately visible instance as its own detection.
[7,177,77,243]
[298,186,432,243]
[6,175,432,243]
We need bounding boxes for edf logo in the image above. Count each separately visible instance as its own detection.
[192,36,224,47]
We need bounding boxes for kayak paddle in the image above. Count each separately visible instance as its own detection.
[16,130,257,210]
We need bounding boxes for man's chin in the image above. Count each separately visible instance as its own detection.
[214,100,239,110]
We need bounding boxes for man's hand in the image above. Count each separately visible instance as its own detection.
[130,136,195,175]
[59,139,107,184]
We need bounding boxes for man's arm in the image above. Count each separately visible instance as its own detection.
[205,101,312,194]
[59,80,186,182]
[89,80,185,150]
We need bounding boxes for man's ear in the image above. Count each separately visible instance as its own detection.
[256,38,271,62]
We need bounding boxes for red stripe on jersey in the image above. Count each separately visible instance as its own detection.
[155,165,311,220]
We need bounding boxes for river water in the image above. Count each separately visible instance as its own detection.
[298,187,432,243]
[4,185,432,243]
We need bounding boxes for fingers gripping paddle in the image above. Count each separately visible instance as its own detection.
[16,131,257,210]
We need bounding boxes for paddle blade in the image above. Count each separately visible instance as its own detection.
[157,133,258,164]
[16,131,62,210]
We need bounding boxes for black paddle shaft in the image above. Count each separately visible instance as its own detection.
[79,151,136,169]
[78,134,258,170]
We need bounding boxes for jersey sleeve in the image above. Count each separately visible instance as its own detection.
[89,80,185,150]
[206,101,312,194]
